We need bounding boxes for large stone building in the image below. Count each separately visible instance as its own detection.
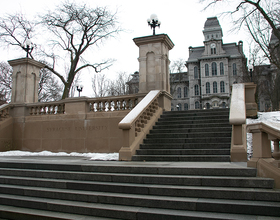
[127,17,248,111]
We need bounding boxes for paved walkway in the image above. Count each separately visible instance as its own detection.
[0,156,248,169]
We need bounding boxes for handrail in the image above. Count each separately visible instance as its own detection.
[118,90,162,161]
[229,84,246,125]
[119,90,160,129]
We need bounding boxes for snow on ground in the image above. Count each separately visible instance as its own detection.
[0,111,279,161]
[247,111,280,159]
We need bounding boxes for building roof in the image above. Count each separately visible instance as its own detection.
[204,17,220,29]
[187,43,243,63]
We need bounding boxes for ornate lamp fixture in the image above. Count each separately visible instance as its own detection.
[21,39,35,58]
[147,14,161,35]
[76,84,83,97]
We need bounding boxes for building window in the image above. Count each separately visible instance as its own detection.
[195,101,200,109]
[178,103,182,111]
[205,64,209,76]
[213,81,217,93]
[194,84,199,96]
[233,63,237,75]
[220,81,225,93]
[222,102,226,108]
[177,87,181,98]
[220,62,224,75]
[206,82,210,94]
[184,87,188,97]
[184,103,188,110]
[212,62,217,76]
[194,66,199,79]
[211,48,216,54]
[206,103,210,109]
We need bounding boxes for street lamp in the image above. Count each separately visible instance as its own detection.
[147,14,161,35]
[76,84,83,97]
[248,64,253,82]
[21,39,35,58]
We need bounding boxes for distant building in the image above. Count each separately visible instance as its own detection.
[127,17,248,111]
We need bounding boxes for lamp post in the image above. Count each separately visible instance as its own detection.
[147,14,161,35]
[76,84,83,97]
[21,39,35,58]
[248,64,253,82]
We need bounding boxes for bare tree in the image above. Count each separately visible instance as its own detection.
[107,72,130,96]
[0,62,12,103]
[92,73,110,98]
[40,1,120,99]
[0,1,121,100]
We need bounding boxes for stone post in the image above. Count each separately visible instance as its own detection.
[8,58,45,103]
[133,34,174,111]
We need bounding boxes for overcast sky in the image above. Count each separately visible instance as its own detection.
[0,0,250,97]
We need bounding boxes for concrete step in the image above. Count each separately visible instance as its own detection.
[0,193,278,220]
[146,132,231,139]
[0,204,113,220]
[0,174,279,201]
[140,143,230,149]
[0,162,257,177]
[150,127,232,134]
[0,185,279,217]
[153,123,232,129]
[156,118,230,125]
[143,137,231,144]
[132,155,231,162]
[136,149,230,156]
[0,168,272,188]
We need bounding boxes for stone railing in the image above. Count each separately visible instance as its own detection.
[87,95,140,112]
[27,101,66,115]
[0,104,10,121]
[247,122,280,188]
[229,83,257,162]
[118,90,163,161]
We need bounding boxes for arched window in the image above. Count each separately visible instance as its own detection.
[233,63,237,75]
[195,101,200,109]
[213,81,217,93]
[205,64,209,76]
[206,103,210,109]
[177,87,181,98]
[211,48,216,54]
[178,103,182,111]
[194,85,199,96]
[212,62,217,76]
[222,102,226,108]
[184,87,188,97]
[220,62,224,75]
[220,81,225,93]
[194,66,199,79]
[184,103,188,110]
[206,82,210,94]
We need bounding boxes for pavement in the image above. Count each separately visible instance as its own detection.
[0,156,249,169]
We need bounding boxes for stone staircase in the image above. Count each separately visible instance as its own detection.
[132,108,232,162]
[0,160,279,219]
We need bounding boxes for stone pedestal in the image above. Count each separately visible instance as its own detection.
[8,58,45,103]
[133,34,174,94]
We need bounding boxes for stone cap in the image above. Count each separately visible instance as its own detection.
[133,34,174,50]
[8,57,45,69]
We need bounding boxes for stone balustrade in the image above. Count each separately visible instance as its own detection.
[87,95,140,112]
[28,102,65,115]
[0,104,10,120]
[118,90,163,161]
[247,122,280,188]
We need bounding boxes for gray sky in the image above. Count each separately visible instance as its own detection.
[0,0,249,96]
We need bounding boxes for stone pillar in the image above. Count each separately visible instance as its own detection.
[8,58,45,103]
[133,34,174,94]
